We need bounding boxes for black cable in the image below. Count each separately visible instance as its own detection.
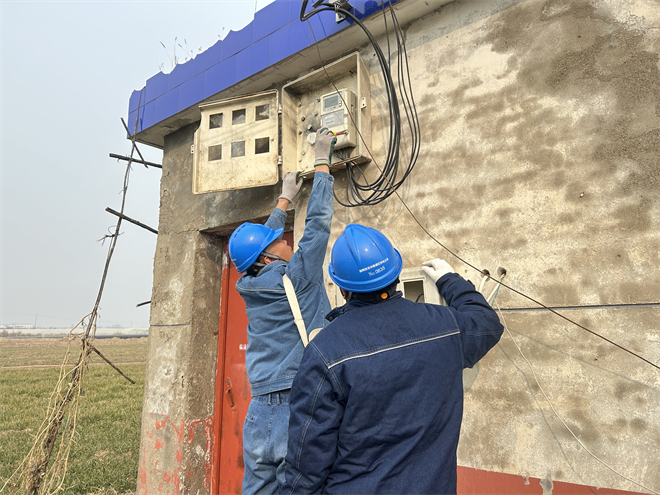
[301,0,420,207]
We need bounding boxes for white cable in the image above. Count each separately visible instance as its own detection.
[496,305,660,495]
[478,274,489,294]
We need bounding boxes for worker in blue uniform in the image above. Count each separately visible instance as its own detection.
[283,224,504,495]
[228,128,337,495]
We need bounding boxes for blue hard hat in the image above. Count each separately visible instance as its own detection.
[229,223,283,273]
[328,224,402,293]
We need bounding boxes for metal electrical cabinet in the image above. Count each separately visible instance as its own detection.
[325,268,446,308]
[192,52,371,194]
[282,51,372,178]
[193,91,281,194]
[397,268,446,306]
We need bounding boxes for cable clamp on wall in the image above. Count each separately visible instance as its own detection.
[330,0,351,22]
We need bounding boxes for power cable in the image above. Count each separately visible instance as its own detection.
[301,0,420,207]
[301,1,659,372]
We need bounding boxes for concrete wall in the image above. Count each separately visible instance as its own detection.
[137,119,295,494]
[138,0,659,493]
[351,1,660,492]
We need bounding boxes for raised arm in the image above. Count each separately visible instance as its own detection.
[423,259,504,367]
[286,130,336,281]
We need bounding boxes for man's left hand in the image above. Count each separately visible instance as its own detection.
[279,172,303,201]
[421,259,455,283]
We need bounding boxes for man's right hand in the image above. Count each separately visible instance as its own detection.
[421,259,455,283]
[314,128,337,167]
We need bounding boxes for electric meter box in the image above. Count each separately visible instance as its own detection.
[319,88,358,149]
[326,267,445,312]
[192,52,370,194]
[397,268,446,306]
[282,52,371,178]
[193,91,280,194]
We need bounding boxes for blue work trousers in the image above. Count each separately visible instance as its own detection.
[242,390,290,495]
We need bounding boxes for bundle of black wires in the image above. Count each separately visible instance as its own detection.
[300,0,421,207]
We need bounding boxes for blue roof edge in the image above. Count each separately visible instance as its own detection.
[126,0,400,138]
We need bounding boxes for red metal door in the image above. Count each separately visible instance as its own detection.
[212,233,293,495]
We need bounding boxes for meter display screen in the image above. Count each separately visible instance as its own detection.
[321,110,344,128]
[323,94,341,111]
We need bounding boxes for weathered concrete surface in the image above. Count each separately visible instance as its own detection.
[459,306,660,491]
[328,0,660,491]
[139,0,659,493]
[138,123,227,495]
[322,0,660,491]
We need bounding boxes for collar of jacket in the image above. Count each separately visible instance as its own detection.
[325,291,403,322]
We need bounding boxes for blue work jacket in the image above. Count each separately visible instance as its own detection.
[283,273,504,495]
[236,172,334,397]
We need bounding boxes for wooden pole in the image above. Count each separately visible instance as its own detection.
[109,153,162,169]
[89,345,136,384]
[105,207,158,234]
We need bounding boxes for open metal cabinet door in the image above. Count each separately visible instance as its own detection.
[194,90,280,194]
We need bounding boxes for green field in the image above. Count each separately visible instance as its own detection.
[0,338,147,495]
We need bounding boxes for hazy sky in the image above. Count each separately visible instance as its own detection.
[1,0,275,329]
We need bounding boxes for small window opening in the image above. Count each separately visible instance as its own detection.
[403,280,425,303]
[208,144,222,161]
[255,104,270,121]
[209,113,224,129]
[232,109,246,125]
[231,141,246,157]
[255,137,270,154]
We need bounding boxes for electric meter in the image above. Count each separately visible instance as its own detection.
[320,88,357,150]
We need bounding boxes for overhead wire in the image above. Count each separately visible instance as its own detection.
[300,0,659,373]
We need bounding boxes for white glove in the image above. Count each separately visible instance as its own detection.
[421,259,455,283]
[279,172,303,201]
